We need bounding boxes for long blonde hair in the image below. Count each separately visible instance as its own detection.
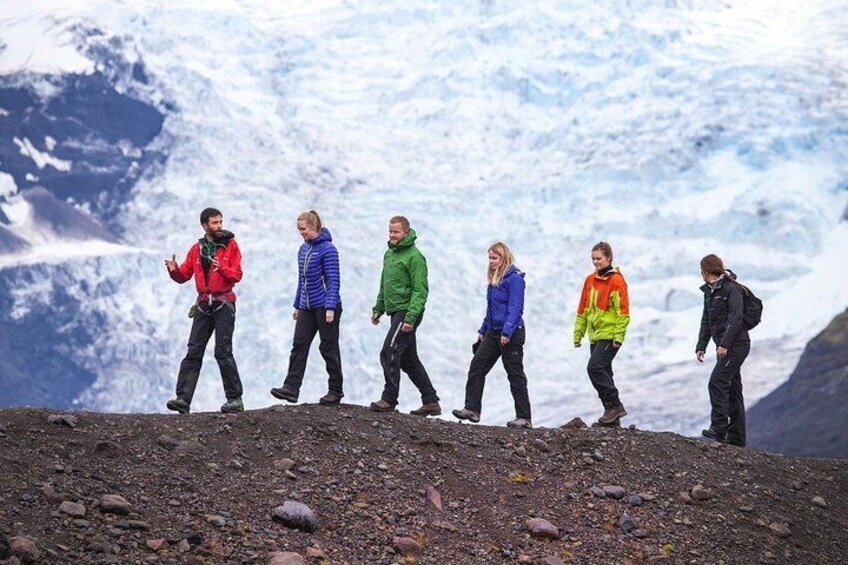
[488,242,516,287]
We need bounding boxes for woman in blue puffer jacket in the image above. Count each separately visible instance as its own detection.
[453,242,532,428]
[271,210,344,405]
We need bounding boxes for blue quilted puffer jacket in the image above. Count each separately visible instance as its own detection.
[293,228,341,310]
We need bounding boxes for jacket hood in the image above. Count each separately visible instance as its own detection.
[310,227,333,245]
[201,230,235,246]
[503,265,525,282]
[700,269,738,291]
[388,228,417,250]
[594,265,621,280]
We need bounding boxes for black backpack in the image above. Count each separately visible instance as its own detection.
[735,282,763,330]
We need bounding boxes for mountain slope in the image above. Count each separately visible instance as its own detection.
[0,406,845,564]
[747,308,848,458]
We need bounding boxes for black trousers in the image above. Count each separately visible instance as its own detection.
[708,340,750,446]
[587,340,622,410]
[176,301,243,403]
[464,328,531,420]
[283,307,344,396]
[380,311,439,406]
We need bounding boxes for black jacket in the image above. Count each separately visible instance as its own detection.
[696,272,750,352]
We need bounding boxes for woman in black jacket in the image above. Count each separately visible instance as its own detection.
[696,254,750,447]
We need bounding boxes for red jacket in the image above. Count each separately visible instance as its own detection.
[169,232,243,302]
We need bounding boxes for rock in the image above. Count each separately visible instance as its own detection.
[677,491,693,505]
[100,494,131,515]
[738,505,754,513]
[618,514,638,533]
[541,557,564,565]
[145,539,167,551]
[10,536,41,563]
[157,435,180,450]
[128,520,150,530]
[591,450,605,461]
[175,440,203,455]
[603,485,626,499]
[392,536,423,557]
[515,446,527,457]
[430,520,458,532]
[637,492,656,501]
[525,518,560,540]
[633,528,650,538]
[560,417,587,429]
[72,519,90,528]
[47,414,77,428]
[272,501,319,532]
[768,523,791,538]
[306,546,325,558]
[93,441,122,457]
[690,485,712,501]
[626,495,643,506]
[273,458,296,472]
[533,438,550,452]
[590,486,606,498]
[811,496,827,509]
[205,514,226,527]
[59,500,86,517]
[175,539,191,553]
[425,484,443,510]
[267,551,306,565]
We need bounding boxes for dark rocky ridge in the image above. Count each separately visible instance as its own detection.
[748,308,848,458]
[0,405,845,564]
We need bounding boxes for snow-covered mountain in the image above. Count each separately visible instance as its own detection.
[1,0,847,434]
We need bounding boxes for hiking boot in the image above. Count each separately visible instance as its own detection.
[270,385,298,403]
[369,399,395,412]
[701,428,727,443]
[220,398,244,413]
[410,402,442,417]
[319,392,343,406]
[598,404,627,425]
[506,418,532,429]
[166,398,190,414]
[452,408,480,423]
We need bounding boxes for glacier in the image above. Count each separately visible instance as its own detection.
[1,0,847,435]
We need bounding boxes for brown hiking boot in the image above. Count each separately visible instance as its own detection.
[270,385,298,403]
[369,399,395,412]
[506,418,533,429]
[410,402,442,417]
[452,408,480,423]
[598,404,627,425]
[319,392,343,406]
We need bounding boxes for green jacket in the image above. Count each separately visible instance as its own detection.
[373,229,429,324]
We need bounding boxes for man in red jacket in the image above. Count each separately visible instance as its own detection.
[164,207,244,414]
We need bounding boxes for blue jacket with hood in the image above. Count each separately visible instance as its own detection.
[478,265,525,337]
[293,228,341,310]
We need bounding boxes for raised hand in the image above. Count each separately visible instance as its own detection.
[164,254,177,272]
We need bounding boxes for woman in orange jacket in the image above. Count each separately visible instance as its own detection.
[573,241,631,425]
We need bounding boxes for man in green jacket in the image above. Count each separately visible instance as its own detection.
[369,216,441,416]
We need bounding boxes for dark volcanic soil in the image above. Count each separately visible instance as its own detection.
[0,405,846,564]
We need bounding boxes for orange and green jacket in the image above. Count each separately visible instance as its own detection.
[573,267,631,345]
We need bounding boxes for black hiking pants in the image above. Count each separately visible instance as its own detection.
[708,340,750,446]
[283,307,344,396]
[587,340,622,409]
[464,328,531,420]
[176,300,243,403]
[380,311,439,406]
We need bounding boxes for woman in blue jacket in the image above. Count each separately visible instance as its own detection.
[453,242,532,428]
[271,210,344,405]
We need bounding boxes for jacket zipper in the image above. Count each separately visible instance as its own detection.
[303,244,314,310]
